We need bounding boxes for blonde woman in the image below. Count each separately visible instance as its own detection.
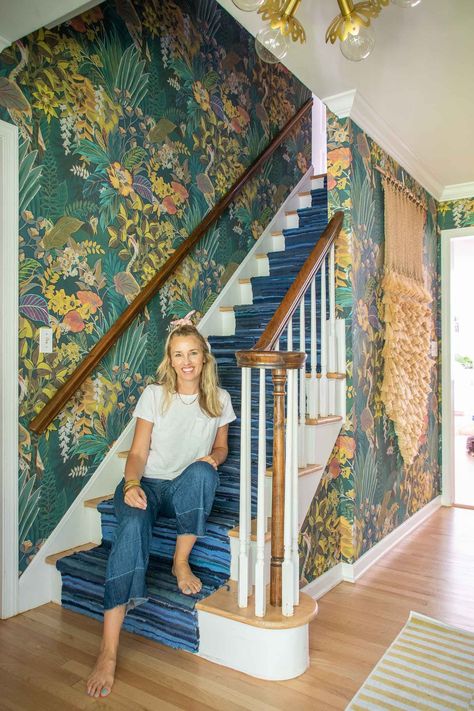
[87,324,235,698]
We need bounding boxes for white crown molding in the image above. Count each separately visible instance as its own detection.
[439,183,474,202]
[0,34,11,52]
[322,90,356,119]
[322,89,445,201]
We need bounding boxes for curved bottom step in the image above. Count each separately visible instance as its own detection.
[196,580,317,680]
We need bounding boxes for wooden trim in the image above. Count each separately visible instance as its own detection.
[45,542,97,565]
[83,494,113,509]
[29,98,313,435]
[326,372,346,380]
[238,212,343,356]
[236,350,306,370]
[228,517,272,542]
[306,415,343,426]
[196,580,318,629]
[266,463,323,478]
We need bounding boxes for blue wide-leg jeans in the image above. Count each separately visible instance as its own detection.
[103,461,218,611]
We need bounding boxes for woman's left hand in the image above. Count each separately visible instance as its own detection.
[197,455,218,469]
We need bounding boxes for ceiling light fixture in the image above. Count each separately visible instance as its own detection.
[232,0,421,64]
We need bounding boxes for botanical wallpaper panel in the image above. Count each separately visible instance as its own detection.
[438,198,474,231]
[0,0,311,571]
[300,114,441,584]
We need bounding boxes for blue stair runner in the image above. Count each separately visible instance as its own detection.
[56,178,328,653]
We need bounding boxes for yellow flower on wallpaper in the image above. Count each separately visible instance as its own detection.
[327,147,351,177]
[339,515,354,561]
[338,435,356,461]
[32,81,59,122]
[107,162,134,197]
[192,81,210,112]
[81,374,121,417]
[48,289,81,316]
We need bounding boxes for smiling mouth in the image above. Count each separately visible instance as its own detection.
[182,367,194,373]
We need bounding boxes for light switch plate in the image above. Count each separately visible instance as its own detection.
[39,327,53,353]
[430,340,438,358]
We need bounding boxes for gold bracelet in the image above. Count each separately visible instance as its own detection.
[123,479,141,493]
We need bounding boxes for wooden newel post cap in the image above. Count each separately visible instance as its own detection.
[236,350,306,369]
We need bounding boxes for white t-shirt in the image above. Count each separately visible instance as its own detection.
[133,384,236,480]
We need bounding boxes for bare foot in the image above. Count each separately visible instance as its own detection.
[172,558,202,595]
[87,650,116,698]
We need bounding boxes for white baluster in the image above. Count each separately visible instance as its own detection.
[287,318,293,351]
[328,244,336,415]
[238,367,251,608]
[298,298,306,467]
[319,259,328,417]
[336,318,347,420]
[282,366,295,616]
[275,338,280,351]
[308,276,319,419]
[255,368,267,617]
[291,368,300,605]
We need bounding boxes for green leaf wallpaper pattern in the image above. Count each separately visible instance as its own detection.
[0,0,311,572]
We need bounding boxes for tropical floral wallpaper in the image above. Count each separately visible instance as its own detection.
[438,197,474,231]
[0,0,311,572]
[300,114,441,584]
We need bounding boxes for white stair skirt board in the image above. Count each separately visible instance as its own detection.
[197,611,309,681]
[304,419,342,477]
[298,469,325,529]
[302,495,443,600]
[18,422,133,613]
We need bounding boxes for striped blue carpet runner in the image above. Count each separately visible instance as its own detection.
[56,179,328,653]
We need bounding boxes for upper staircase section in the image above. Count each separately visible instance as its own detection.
[29,98,313,435]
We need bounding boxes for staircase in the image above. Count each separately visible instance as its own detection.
[49,173,345,679]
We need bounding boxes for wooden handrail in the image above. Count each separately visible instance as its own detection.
[235,210,344,367]
[29,98,313,435]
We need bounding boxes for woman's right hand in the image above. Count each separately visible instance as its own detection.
[124,485,147,510]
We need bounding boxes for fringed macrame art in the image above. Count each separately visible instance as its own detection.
[380,175,432,465]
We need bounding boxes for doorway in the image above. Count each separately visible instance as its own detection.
[452,236,474,506]
[442,227,474,509]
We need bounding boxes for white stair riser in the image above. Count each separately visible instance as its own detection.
[305,420,341,469]
[198,611,309,680]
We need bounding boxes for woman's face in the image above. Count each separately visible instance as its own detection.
[169,335,205,392]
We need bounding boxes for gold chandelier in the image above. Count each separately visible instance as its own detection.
[231,0,422,64]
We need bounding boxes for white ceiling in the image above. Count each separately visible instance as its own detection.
[1,0,473,199]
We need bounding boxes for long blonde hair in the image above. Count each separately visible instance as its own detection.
[156,324,222,418]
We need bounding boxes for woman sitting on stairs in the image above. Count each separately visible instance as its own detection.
[87,322,236,698]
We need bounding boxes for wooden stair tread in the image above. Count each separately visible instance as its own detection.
[305,371,346,379]
[219,306,234,312]
[46,542,98,565]
[196,579,318,630]
[238,278,251,284]
[285,210,297,216]
[306,415,343,425]
[84,494,114,508]
[117,450,129,459]
[265,463,323,478]
[255,253,268,260]
[228,517,271,542]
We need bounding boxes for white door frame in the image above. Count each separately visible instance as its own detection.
[441,226,474,507]
[0,119,19,618]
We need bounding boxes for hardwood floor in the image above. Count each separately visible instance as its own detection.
[1,506,473,710]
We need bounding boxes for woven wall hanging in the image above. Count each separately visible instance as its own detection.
[379,173,433,465]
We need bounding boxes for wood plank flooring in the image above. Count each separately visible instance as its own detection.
[1,505,473,710]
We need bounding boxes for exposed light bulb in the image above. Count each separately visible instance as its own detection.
[340,24,375,61]
[391,0,421,7]
[255,26,288,64]
[232,0,264,11]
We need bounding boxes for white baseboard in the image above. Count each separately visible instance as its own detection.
[301,562,343,599]
[304,496,442,597]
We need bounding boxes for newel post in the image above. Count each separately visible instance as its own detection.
[270,368,286,607]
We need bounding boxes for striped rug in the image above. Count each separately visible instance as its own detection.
[346,612,474,710]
